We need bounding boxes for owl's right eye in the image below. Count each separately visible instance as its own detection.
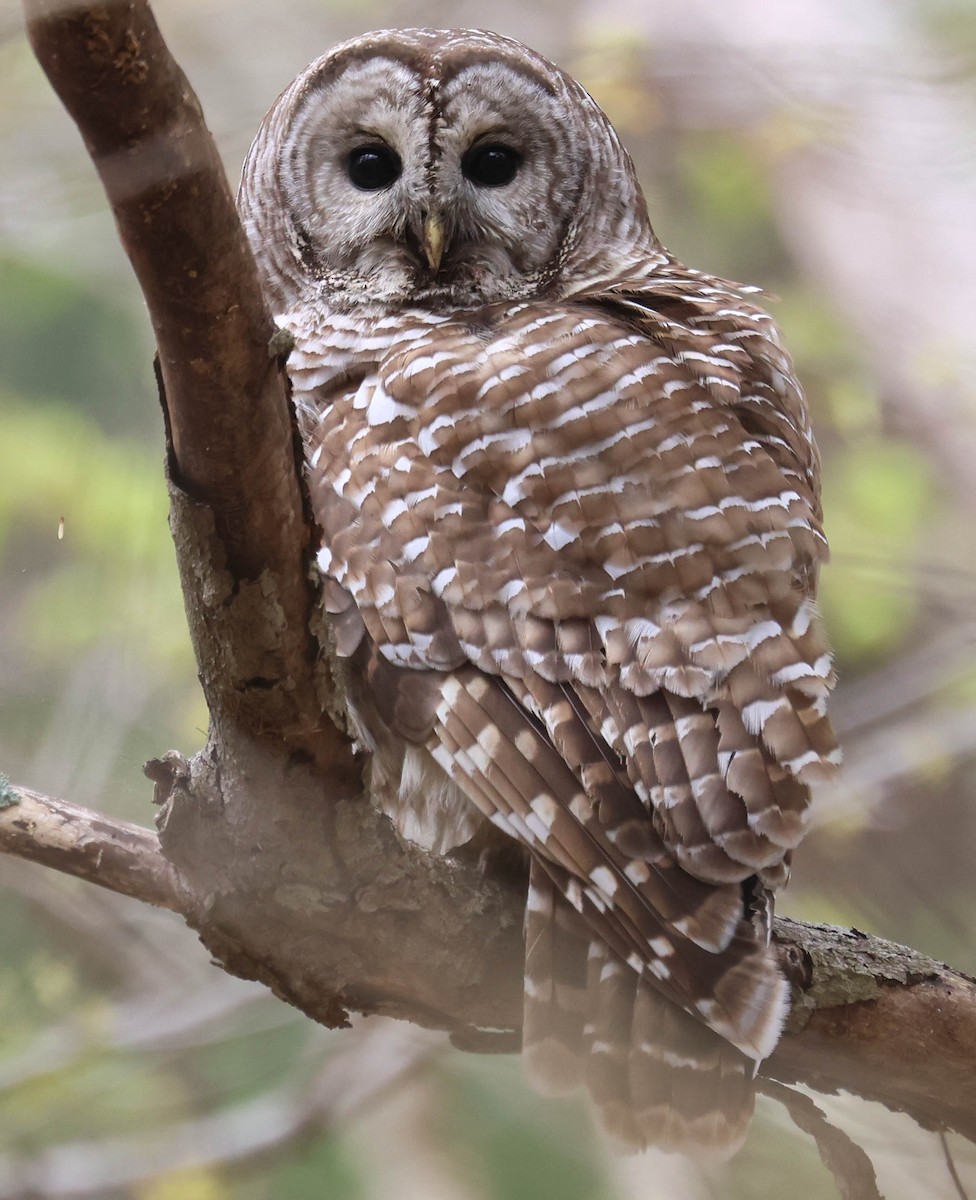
[346,144,402,191]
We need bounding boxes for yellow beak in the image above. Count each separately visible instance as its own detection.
[421,213,446,273]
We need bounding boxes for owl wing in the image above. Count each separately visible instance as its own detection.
[292,287,838,1136]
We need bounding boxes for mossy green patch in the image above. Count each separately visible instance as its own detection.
[0,773,19,809]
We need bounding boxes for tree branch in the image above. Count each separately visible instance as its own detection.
[939,1132,972,1200]
[4,781,976,1143]
[23,0,354,768]
[0,781,181,913]
[758,1080,884,1200]
[769,920,976,1142]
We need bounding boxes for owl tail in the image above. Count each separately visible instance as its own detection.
[521,861,756,1156]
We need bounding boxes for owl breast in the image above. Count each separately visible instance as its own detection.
[285,290,834,883]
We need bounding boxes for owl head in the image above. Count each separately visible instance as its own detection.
[239,28,667,312]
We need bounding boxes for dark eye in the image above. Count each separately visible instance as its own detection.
[346,144,401,191]
[462,143,522,187]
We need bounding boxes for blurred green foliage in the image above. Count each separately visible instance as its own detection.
[668,134,786,283]
[0,389,187,667]
[439,1061,607,1200]
[0,259,156,436]
[820,439,935,661]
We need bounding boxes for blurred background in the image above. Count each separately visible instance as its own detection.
[2,0,976,1196]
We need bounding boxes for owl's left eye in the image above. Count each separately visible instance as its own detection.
[347,144,402,190]
[462,143,522,187]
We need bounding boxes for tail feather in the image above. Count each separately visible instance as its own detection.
[628,986,754,1156]
[523,863,764,1157]
[522,866,589,1094]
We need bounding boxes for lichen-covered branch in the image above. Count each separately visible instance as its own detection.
[770,919,976,1142]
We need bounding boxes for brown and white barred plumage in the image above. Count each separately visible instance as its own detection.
[239,28,839,1153]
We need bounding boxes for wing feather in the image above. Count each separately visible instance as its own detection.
[291,283,837,1148]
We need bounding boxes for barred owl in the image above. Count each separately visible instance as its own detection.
[239,28,839,1153]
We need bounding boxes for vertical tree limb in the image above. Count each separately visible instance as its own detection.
[23,0,355,767]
